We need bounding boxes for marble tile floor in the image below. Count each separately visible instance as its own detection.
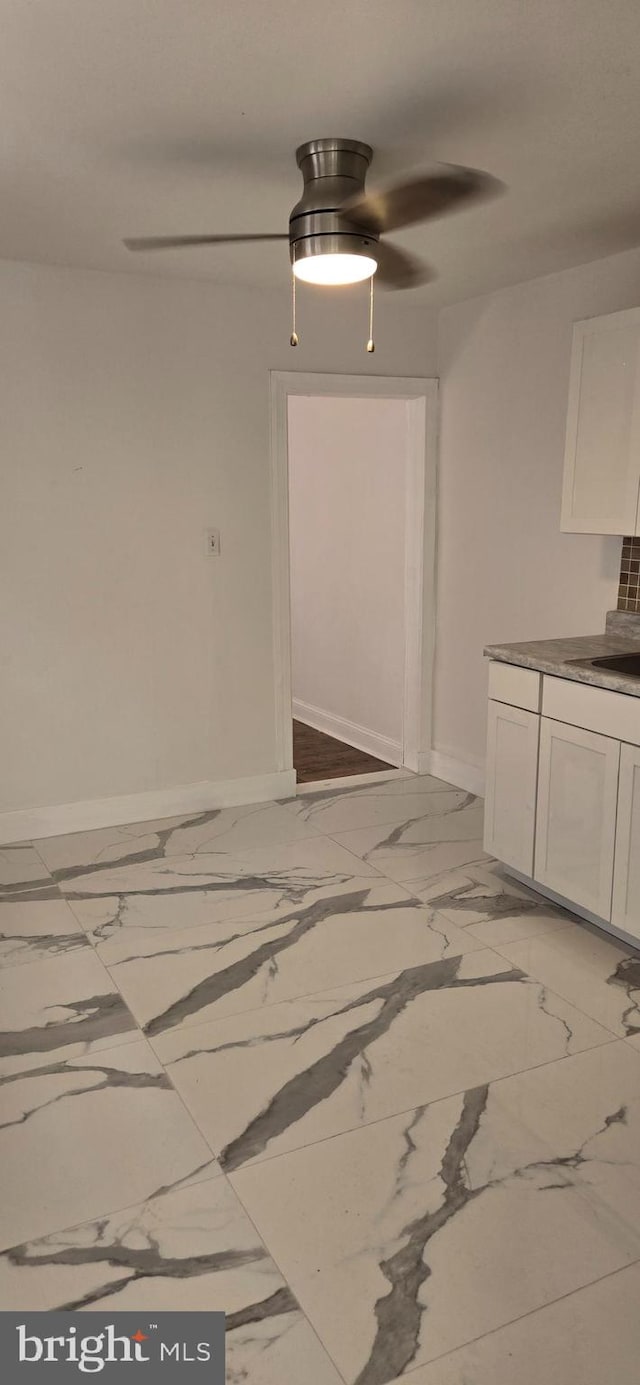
[2,775,640,1383]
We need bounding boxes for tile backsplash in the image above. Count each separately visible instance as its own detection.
[618,537,640,612]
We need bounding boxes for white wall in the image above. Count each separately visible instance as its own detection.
[434,245,640,781]
[0,260,437,821]
[288,395,408,761]
[8,239,639,822]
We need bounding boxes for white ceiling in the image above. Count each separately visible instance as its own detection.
[3,0,640,305]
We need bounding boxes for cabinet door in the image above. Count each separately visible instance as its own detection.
[535,718,620,920]
[612,742,640,939]
[561,309,640,535]
[484,700,540,874]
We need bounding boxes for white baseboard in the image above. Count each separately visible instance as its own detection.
[0,770,297,845]
[292,699,403,768]
[419,749,485,798]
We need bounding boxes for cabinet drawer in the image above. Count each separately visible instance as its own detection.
[488,660,541,713]
[542,675,640,745]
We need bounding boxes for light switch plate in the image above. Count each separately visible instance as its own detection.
[205,529,221,556]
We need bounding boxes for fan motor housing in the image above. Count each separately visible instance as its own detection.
[289,138,379,272]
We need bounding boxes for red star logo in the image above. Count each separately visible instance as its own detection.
[131,1331,149,1343]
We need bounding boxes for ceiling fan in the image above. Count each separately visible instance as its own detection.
[124,137,501,292]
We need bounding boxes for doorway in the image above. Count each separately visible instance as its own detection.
[269,372,438,787]
[292,716,397,785]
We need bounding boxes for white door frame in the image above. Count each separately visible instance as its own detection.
[269,371,438,775]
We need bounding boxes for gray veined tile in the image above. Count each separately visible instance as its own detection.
[0,1176,342,1385]
[329,800,488,886]
[57,836,382,950]
[222,1286,344,1385]
[279,776,476,838]
[153,950,612,1173]
[230,1047,640,1384]
[387,845,495,901]
[102,880,483,1037]
[0,1175,256,1310]
[421,861,577,945]
[382,1263,640,1385]
[0,949,138,1076]
[0,844,53,889]
[488,1041,640,1240]
[35,802,323,881]
[0,845,59,913]
[0,1037,217,1250]
[0,896,89,969]
[492,924,640,1038]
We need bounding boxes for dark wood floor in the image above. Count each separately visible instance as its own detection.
[292,719,395,784]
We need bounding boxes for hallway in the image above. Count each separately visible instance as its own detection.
[292,719,395,783]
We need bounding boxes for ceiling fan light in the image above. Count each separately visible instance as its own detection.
[293,252,378,286]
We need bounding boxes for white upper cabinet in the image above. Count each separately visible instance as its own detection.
[561,306,640,535]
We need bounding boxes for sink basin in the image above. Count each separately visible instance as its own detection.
[590,652,640,677]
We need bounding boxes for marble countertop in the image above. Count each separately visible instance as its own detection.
[485,611,640,700]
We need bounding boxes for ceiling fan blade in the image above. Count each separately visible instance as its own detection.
[375,241,434,290]
[341,164,502,234]
[123,233,289,251]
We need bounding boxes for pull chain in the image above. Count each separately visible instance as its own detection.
[366,274,375,353]
[290,250,299,347]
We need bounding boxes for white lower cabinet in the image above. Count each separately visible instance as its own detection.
[484,699,539,873]
[612,742,640,938]
[485,662,640,934]
[534,717,620,921]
